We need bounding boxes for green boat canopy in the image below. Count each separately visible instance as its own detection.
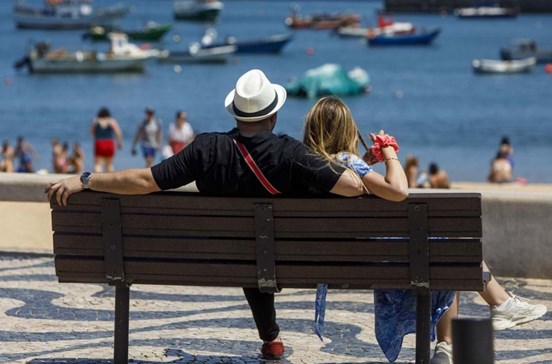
[285,63,370,98]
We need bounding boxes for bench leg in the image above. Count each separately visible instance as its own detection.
[415,290,431,364]
[114,283,130,364]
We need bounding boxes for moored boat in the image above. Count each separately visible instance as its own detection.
[173,0,223,22]
[159,43,236,64]
[285,10,360,30]
[82,22,171,42]
[14,33,158,74]
[368,28,441,46]
[204,33,293,54]
[472,57,536,74]
[337,14,414,38]
[454,6,518,19]
[13,0,132,30]
[500,39,552,64]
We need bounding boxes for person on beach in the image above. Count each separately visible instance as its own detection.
[70,142,84,174]
[168,110,195,155]
[15,136,37,173]
[1,140,16,173]
[91,107,124,173]
[404,155,420,188]
[45,69,380,360]
[428,162,450,189]
[131,107,162,168]
[499,136,514,167]
[488,150,513,183]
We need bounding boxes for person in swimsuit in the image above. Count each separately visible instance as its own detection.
[131,107,163,168]
[168,110,195,155]
[91,107,123,172]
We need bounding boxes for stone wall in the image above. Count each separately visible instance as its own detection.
[1,172,550,278]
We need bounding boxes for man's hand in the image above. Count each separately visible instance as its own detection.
[45,176,83,206]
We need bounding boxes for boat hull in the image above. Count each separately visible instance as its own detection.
[30,58,147,73]
[84,24,172,42]
[13,4,132,30]
[173,0,223,22]
[500,48,552,64]
[159,45,236,63]
[368,28,441,46]
[472,57,536,74]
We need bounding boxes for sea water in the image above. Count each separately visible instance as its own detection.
[1,0,551,182]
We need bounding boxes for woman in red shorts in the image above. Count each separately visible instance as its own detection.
[90,107,123,172]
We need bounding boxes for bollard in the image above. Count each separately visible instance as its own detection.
[452,317,494,364]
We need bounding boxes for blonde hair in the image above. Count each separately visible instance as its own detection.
[303,96,360,161]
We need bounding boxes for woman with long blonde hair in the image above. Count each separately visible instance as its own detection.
[303,95,407,201]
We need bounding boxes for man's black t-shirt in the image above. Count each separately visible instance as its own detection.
[151,128,345,196]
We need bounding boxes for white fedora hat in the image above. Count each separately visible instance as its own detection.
[225,69,287,122]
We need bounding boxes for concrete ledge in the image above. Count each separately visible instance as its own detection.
[1,172,550,278]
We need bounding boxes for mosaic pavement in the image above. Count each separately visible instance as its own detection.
[0,254,551,364]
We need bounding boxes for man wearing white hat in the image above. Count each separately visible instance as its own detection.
[46,69,368,359]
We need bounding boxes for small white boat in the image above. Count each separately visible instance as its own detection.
[455,6,518,19]
[173,0,223,22]
[14,33,158,74]
[13,0,132,30]
[472,57,536,74]
[337,14,415,39]
[159,42,236,63]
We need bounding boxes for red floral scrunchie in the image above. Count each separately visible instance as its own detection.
[370,133,400,162]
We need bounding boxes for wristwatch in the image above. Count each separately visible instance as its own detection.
[80,172,92,189]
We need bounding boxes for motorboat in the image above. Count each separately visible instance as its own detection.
[285,9,360,30]
[200,29,293,54]
[454,6,518,19]
[12,0,132,30]
[14,33,159,74]
[472,57,536,74]
[82,22,171,42]
[500,39,552,64]
[337,14,414,38]
[173,0,223,22]
[368,28,441,46]
[158,43,236,64]
[286,63,370,98]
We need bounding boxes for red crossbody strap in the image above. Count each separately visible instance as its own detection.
[233,139,281,195]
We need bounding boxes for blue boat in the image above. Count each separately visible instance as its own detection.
[368,28,441,46]
[204,33,293,54]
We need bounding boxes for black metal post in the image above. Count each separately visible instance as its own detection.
[452,318,494,364]
[114,283,130,364]
[415,289,431,364]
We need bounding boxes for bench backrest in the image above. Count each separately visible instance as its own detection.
[51,190,483,292]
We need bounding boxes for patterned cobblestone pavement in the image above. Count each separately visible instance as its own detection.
[1,254,551,364]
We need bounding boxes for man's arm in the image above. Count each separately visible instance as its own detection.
[45,168,161,206]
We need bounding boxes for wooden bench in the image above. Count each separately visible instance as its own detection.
[50,190,487,364]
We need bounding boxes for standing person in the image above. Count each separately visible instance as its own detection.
[45,69,374,360]
[168,110,195,154]
[91,107,124,172]
[15,136,37,173]
[131,107,162,167]
[428,162,450,189]
[1,140,16,173]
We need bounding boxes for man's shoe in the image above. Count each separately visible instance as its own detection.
[261,340,285,360]
[491,292,547,331]
[430,341,452,364]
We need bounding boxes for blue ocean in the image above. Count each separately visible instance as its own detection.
[1,0,551,182]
